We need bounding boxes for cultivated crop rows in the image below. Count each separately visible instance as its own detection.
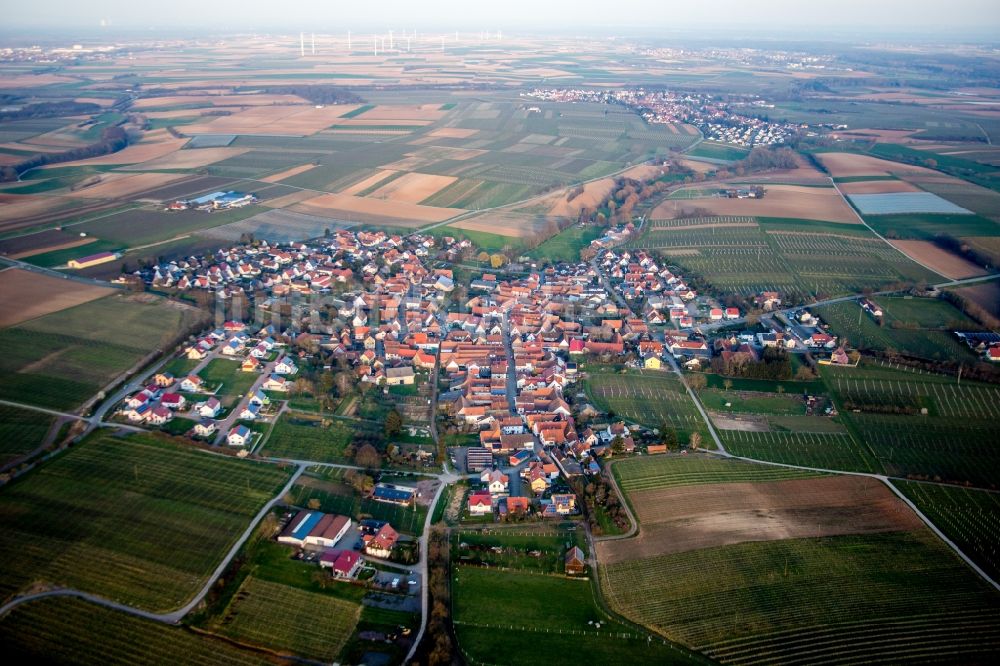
[1,597,267,665]
[586,373,708,436]
[215,577,359,661]
[602,531,1000,663]
[894,481,1000,582]
[0,433,290,611]
[721,430,879,474]
[830,376,1000,419]
[615,455,821,493]
[646,216,757,228]
[849,414,1000,487]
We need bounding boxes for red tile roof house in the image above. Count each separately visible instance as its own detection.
[320,549,363,578]
[363,523,399,559]
[468,490,494,516]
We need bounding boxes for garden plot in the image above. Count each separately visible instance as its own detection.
[848,192,974,215]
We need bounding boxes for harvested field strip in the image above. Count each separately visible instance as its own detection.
[1,597,268,665]
[614,454,822,494]
[214,577,359,661]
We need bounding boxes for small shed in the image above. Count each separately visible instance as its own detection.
[565,546,586,575]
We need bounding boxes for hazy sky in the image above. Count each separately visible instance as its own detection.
[4,0,1000,34]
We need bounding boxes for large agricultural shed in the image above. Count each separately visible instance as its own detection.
[848,192,973,216]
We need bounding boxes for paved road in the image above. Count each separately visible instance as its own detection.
[402,471,449,665]
[0,463,306,622]
[0,256,124,289]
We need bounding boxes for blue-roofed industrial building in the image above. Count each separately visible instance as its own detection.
[372,483,416,506]
[277,511,325,546]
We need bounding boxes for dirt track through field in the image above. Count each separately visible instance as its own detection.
[598,476,921,564]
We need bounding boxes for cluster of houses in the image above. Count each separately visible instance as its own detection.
[525,88,800,147]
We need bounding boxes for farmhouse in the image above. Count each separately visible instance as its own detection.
[363,523,399,558]
[278,511,351,548]
[385,366,416,386]
[226,424,251,447]
[320,549,363,578]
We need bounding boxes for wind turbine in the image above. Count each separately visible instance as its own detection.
[299,32,305,57]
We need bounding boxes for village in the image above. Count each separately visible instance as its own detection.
[524,87,802,146]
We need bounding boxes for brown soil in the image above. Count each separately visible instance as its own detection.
[368,172,457,204]
[838,180,922,194]
[291,192,459,225]
[68,172,188,199]
[0,268,114,328]
[817,152,938,179]
[887,240,988,279]
[598,476,921,564]
[653,184,859,224]
[259,164,317,183]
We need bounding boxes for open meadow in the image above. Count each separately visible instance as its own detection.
[0,431,292,611]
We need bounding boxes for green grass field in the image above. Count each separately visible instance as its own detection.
[453,567,702,666]
[815,300,975,362]
[602,530,1000,664]
[0,404,54,466]
[258,413,353,463]
[212,576,359,661]
[1,597,268,665]
[698,388,806,415]
[289,467,427,535]
[198,358,259,397]
[0,431,291,611]
[585,370,709,442]
[452,526,585,573]
[0,295,200,410]
[613,454,822,494]
[687,141,749,162]
[531,224,601,263]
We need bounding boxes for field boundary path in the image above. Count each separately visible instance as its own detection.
[0,463,306,623]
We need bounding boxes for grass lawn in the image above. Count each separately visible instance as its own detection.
[453,567,702,666]
[531,224,602,263]
[698,388,805,415]
[1,597,267,665]
[687,141,749,162]
[258,412,353,463]
[161,356,201,378]
[0,404,54,466]
[452,527,585,572]
[199,358,259,397]
[0,431,292,611]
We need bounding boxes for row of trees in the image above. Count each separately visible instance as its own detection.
[573,475,630,536]
[709,346,794,380]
